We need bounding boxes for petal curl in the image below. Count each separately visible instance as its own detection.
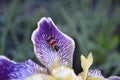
[0,55,48,80]
[108,76,120,80]
[31,17,75,68]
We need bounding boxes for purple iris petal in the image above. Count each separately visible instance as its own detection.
[31,17,75,68]
[88,69,103,77]
[0,56,47,80]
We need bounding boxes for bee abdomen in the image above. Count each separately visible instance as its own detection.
[46,36,59,51]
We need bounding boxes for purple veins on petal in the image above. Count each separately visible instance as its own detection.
[88,69,103,77]
[0,55,48,80]
[31,17,75,69]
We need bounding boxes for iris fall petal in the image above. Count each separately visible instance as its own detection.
[0,55,47,80]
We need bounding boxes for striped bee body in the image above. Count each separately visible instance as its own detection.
[46,36,59,51]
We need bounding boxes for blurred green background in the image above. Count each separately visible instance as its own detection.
[0,0,120,77]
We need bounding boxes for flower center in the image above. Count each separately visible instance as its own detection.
[52,66,74,80]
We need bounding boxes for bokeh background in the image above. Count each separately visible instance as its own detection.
[0,0,120,77]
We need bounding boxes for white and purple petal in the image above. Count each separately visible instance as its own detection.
[88,69,103,77]
[87,69,104,79]
[0,55,48,80]
[31,17,75,68]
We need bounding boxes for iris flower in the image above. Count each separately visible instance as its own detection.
[0,17,120,80]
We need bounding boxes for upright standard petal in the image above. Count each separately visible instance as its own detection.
[0,55,47,80]
[31,17,75,68]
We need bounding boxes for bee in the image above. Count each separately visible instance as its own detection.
[46,36,59,51]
